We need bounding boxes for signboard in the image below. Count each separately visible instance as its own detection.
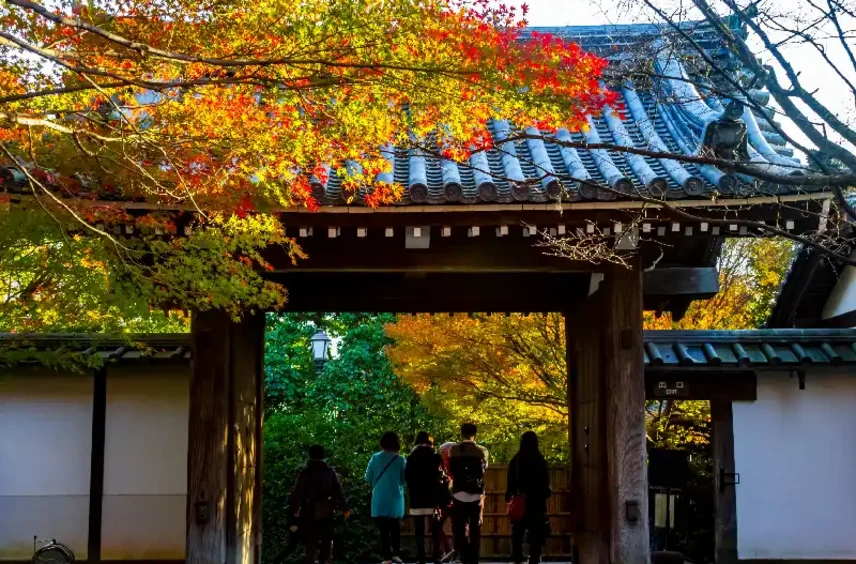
[654,380,690,398]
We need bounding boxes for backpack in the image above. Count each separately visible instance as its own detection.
[302,467,334,521]
[450,444,486,495]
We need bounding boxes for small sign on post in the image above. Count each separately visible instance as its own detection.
[654,380,690,398]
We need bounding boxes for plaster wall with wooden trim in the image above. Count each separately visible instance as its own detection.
[0,366,190,562]
[0,370,93,561]
[732,368,856,561]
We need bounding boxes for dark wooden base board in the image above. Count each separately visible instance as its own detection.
[9,561,187,564]
[740,560,856,564]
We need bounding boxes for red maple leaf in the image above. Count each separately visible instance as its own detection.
[235,195,255,219]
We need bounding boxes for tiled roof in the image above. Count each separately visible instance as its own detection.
[644,329,856,368]
[1,20,812,208]
[307,19,808,206]
[4,329,856,369]
[0,334,191,365]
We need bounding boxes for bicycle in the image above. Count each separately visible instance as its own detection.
[31,537,75,564]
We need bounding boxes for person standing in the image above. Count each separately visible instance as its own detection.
[365,431,407,564]
[405,431,447,564]
[288,444,350,564]
[506,431,552,564]
[448,423,489,564]
[438,440,456,475]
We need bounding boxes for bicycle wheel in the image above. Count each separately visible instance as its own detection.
[31,543,74,564]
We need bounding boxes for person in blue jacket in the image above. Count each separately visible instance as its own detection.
[365,431,407,564]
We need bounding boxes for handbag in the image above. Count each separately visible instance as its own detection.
[507,457,526,522]
[507,494,526,522]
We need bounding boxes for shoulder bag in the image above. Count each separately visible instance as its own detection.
[507,457,526,522]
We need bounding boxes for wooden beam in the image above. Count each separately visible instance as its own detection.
[87,367,107,563]
[603,262,650,564]
[274,272,592,313]
[644,371,757,401]
[766,250,823,328]
[267,230,603,273]
[188,311,265,564]
[5,190,833,215]
[268,267,716,315]
[643,267,719,299]
[712,399,738,564]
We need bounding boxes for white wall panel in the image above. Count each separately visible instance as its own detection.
[101,365,190,560]
[0,371,93,560]
[101,495,186,560]
[733,370,856,559]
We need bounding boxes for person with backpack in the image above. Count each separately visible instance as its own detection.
[406,431,452,564]
[288,444,350,564]
[506,431,552,564]
[448,423,489,564]
[365,431,407,564]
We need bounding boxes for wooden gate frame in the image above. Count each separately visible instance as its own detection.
[187,265,652,564]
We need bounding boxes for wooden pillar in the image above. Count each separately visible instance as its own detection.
[567,294,609,564]
[712,399,738,564]
[568,265,650,564]
[188,310,265,564]
[87,367,107,563]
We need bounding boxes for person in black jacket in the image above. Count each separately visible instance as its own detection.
[506,431,552,564]
[405,431,448,564]
[448,423,489,564]
[289,444,350,564]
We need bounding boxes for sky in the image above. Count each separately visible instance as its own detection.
[504,0,856,160]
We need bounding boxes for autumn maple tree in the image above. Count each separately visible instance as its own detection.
[0,0,614,329]
[643,238,794,330]
[386,312,571,459]
[386,238,795,455]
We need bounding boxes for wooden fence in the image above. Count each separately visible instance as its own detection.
[401,465,573,560]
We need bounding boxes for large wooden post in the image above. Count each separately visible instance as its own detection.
[711,399,738,564]
[188,310,265,564]
[567,293,609,564]
[568,265,650,564]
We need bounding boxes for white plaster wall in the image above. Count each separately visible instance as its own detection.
[733,369,856,560]
[0,370,92,561]
[822,250,856,322]
[101,365,190,560]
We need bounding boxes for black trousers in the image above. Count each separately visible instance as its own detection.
[511,514,548,564]
[451,500,481,564]
[301,517,334,564]
[374,517,401,560]
[413,513,441,563]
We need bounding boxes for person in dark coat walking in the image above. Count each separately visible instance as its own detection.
[406,431,451,564]
[506,431,552,564]
[289,444,350,564]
